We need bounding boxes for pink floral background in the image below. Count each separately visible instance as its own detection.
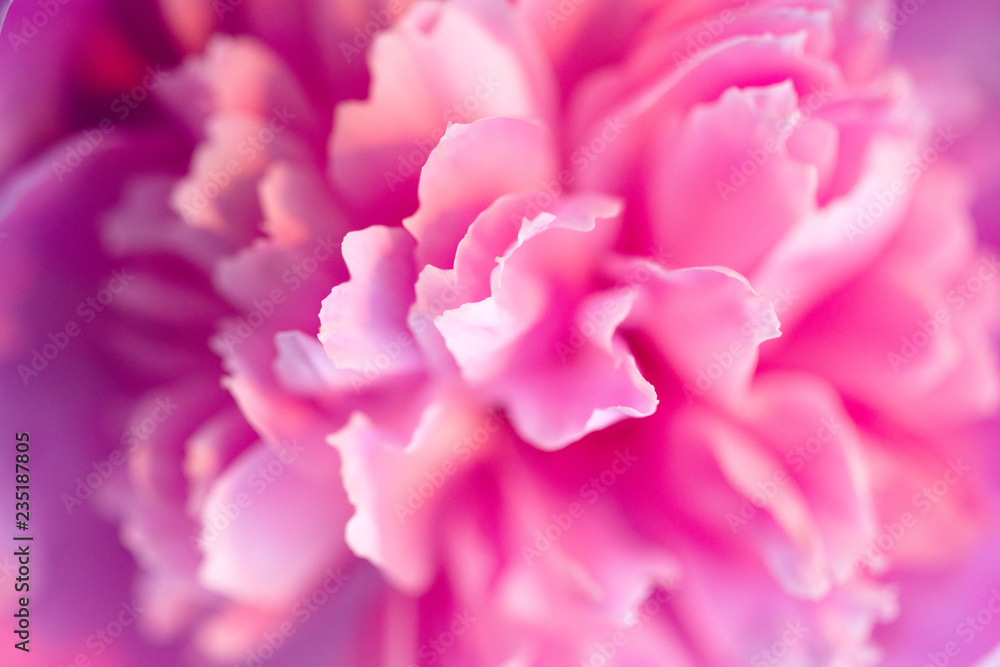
[1,0,1000,665]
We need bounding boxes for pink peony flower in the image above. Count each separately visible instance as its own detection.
[1,0,999,665]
